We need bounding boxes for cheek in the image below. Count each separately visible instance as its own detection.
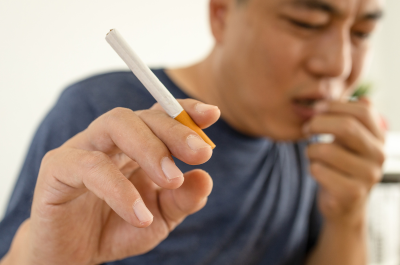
[244,32,307,139]
[342,46,369,98]
[238,25,305,106]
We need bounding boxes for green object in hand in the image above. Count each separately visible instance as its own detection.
[352,82,372,99]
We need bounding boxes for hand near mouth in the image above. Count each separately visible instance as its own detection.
[304,97,385,265]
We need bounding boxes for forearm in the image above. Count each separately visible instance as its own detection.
[306,218,367,265]
[0,220,31,265]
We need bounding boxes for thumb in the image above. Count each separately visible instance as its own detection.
[158,169,213,230]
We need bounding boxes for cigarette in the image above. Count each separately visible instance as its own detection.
[106,29,215,149]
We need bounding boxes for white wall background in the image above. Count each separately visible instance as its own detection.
[0,0,213,218]
[1,0,400,221]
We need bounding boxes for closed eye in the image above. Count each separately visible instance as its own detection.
[288,19,325,30]
[352,31,371,40]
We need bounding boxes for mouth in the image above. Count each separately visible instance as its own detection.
[293,98,318,108]
[291,98,322,120]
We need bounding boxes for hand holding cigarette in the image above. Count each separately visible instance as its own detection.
[106,29,216,149]
[0,46,220,265]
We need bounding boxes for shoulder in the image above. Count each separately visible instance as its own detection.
[35,70,163,149]
[58,70,157,118]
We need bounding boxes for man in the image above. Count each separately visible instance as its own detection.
[0,0,385,264]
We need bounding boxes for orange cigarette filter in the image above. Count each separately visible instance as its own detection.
[175,110,216,149]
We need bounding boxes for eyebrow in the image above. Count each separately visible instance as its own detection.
[360,10,383,21]
[291,0,384,21]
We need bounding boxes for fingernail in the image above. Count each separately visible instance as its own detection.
[161,157,183,181]
[187,135,210,151]
[133,199,153,225]
[314,101,328,113]
[195,103,219,114]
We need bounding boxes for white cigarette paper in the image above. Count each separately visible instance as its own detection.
[105,29,184,118]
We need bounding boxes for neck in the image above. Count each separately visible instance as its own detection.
[165,50,218,105]
[166,49,255,136]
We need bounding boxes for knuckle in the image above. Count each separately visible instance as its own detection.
[167,122,186,137]
[83,151,110,174]
[136,109,149,119]
[338,117,357,137]
[318,144,332,158]
[42,149,58,164]
[361,107,372,122]
[321,194,342,214]
[111,177,130,199]
[347,186,365,203]
[310,162,323,176]
[377,149,386,165]
[139,109,165,119]
[40,148,61,175]
[110,107,133,116]
[107,107,135,124]
[308,144,330,160]
[366,166,383,185]
[325,198,341,213]
[364,169,376,186]
[138,109,151,116]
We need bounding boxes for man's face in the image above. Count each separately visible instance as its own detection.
[214,0,383,140]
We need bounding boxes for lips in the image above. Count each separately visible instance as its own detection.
[291,98,321,121]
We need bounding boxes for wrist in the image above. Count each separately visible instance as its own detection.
[323,211,367,248]
[308,213,368,265]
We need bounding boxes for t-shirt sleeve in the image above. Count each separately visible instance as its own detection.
[0,84,97,259]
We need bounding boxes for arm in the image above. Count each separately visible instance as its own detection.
[304,98,385,265]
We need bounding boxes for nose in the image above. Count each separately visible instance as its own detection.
[306,28,352,79]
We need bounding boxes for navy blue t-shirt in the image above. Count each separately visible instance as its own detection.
[0,69,322,265]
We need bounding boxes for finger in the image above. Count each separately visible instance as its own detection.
[39,148,154,227]
[138,109,213,165]
[158,169,213,231]
[307,143,383,186]
[358,97,371,106]
[151,98,221,129]
[315,100,385,142]
[309,162,367,211]
[304,115,384,162]
[64,107,184,189]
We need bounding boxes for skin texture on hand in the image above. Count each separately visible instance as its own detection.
[305,98,384,223]
[305,98,385,265]
[0,99,220,265]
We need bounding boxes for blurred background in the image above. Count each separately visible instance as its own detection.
[0,0,399,264]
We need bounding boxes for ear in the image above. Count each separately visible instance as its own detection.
[209,0,232,44]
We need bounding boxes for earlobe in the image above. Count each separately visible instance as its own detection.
[209,0,230,44]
